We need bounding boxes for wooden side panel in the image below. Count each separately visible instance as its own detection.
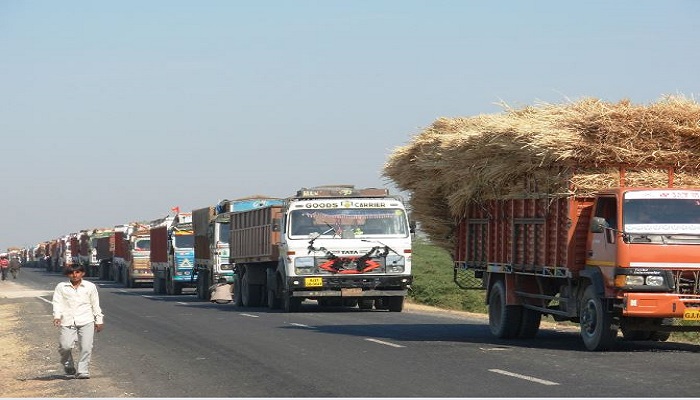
[229,206,282,263]
[456,197,592,272]
[149,226,169,263]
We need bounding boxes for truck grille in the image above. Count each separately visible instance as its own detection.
[673,270,700,294]
[315,256,386,274]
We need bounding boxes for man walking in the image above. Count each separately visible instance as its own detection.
[52,264,104,379]
[9,254,20,279]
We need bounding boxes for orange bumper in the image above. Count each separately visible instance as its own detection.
[622,293,700,318]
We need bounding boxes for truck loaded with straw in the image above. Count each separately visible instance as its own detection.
[384,96,700,351]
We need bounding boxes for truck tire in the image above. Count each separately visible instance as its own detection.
[358,299,374,310]
[518,308,542,339]
[580,285,618,351]
[266,271,281,309]
[488,280,522,339]
[385,296,404,312]
[233,278,242,306]
[241,273,262,307]
[166,273,182,295]
[283,293,302,312]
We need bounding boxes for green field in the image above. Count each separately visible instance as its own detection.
[408,237,700,343]
[407,237,486,314]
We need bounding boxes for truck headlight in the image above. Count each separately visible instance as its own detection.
[294,257,314,275]
[645,275,664,286]
[625,276,645,286]
[386,255,405,273]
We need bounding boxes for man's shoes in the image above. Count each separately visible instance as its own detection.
[64,365,76,375]
[75,373,90,379]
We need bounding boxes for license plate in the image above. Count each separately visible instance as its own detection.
[684,309,700,320]
[305,277,323,287]
[341,287,362,296]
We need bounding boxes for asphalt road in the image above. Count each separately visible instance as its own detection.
[6,266,700,398]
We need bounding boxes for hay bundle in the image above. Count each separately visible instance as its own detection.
[383,95,700,251]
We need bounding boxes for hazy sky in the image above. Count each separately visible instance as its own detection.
[1,0,698,249]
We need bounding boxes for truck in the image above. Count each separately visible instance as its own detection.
[95,226,129,281]
[230,185,413,312]
[382,96,700,350]
[119,219,168,288]
[192,199,283,300]
[88,228,112,278]
[452,167,700,351]
[150,213,196,295]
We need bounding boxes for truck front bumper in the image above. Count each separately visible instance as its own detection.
[287,275,412,297]
[622,292,700,318]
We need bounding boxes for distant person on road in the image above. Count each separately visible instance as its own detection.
[52,264,104,379]
[209,277,233,304]
[9,255,21,279]
[0,254,9,281]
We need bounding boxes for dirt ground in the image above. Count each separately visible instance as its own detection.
[0,280,129,398]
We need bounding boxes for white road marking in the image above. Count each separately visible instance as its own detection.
[176,302,188,305]
[488,369,560,386]
[290,322,312,328]
[37,296,52,304]
[365,338,405,348]
[117,289,128,293]
[239,313,259,318]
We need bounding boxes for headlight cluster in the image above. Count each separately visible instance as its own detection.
[615,274,665,287]
[386,255,405,273]
[294,257,315,275]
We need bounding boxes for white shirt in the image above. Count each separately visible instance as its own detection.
[52,279,104,326]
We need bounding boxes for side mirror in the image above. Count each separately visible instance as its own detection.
[590,217,609,233]
[409,220,417,234]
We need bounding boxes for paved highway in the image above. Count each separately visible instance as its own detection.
[6,266,700,397]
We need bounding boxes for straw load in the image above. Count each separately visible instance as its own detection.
[383,95,700,251]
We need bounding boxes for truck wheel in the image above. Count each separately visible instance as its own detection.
[358,299,374,310]
[580,285,618,351]
[267,286,281,309]
[385,296,404,312]
[648,331,671,341]
[488,280,522,339]
[166,273,176,295]
[173,281,183,295]
[283,294,302,312]
[158,277,167,294]
[233,278,242,306]
[343,299,359,307]
[241,273,262,307]
[518,308,542,339]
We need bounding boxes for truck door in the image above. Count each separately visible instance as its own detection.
[588,196,618,271]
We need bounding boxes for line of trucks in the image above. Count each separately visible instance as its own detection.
[22,185,414,312]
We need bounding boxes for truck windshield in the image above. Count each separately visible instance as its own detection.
[289,208,409,238]
[217,222,230,244]
[624,196,700,234]
[134,238,150,251]
[173,234,194,248]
